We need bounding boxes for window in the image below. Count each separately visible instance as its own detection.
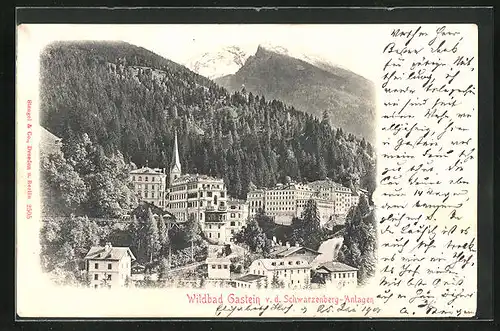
[223,265,228,269]
[220,192,225,198]
[230,221,235,226]
[108,263,112,270]
[343,273,346,278]
[107,274,112,280]
[217,233,220,238]
[138,176,142,181]
[208,192,213,197]
[145,177,149,181]
[280,262,284,266]
[333,274,336,279]
[94,284,98,289]
[212,265,216,269]
[271,262,276,266]
[94,274,98,280]
[95,263,99,269]
[218,265,222,269]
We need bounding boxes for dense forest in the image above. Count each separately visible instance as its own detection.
[40,41,376,201]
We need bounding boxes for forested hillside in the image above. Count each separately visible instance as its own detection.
[40,41,376,203]
[216,45,377,142]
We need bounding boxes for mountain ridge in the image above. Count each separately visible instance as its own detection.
[215,45,376,142]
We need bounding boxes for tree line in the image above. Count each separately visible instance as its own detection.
[40,206,208,287]
[40,41,376,202]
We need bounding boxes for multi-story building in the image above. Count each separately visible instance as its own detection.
[309,179,359,216]
[168,173,228,224]
[204,213,227,243]
[129,167,167,208]
[166,132,231,245]
[84,242,136,289]
[248,257,312,289]
[247,189,265,215]
[314,261,358,290]
[247,182,334,226]
[225,198,249,242]
[206,257,231,280]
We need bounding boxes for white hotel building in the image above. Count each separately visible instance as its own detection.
[308,179,359,216]
[247,182,335,226]
[129,167,167,208]
[248,257,312,289]
[164,133,249,244]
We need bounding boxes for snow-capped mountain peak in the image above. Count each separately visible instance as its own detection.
[185,46,252,79]
[184,43,363,82]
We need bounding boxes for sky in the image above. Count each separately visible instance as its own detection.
[19,24,385,82]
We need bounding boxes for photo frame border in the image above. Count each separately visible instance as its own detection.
[11,5,495,327]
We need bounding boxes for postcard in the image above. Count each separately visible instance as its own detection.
[16,22,478,318]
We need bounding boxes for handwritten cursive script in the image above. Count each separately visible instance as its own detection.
[377,24,477,317]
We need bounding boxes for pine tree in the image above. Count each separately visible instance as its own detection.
[233,218,269,254]
[145,208,161,263]
[158,257,170,283]
[301,199,321,234]
[337,195,375,285]
[157,214,168,255]
[271,272,280,289]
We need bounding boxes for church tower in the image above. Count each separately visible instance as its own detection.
[170,131,182,186]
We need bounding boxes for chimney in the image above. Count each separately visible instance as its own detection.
[272,236,277,244]
[104,242,112,251]
[285,242,290,248]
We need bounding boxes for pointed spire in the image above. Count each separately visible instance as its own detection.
[171,130,181,174]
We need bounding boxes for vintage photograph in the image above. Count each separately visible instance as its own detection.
[36,25,377,292]
[17,21,480,318]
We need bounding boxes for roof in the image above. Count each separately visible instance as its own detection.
[171,173,224,184]
[130,201,175,219]
[206,257,231,264]
[309,180,351,192]
[316,261,358,272]
[236,274,267,283]
[84,246,136,261]
[227,198,247,205]
[252,258,310,270]
[130,167,165,175]
[40,126,62,156]
[269,245,321,257]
